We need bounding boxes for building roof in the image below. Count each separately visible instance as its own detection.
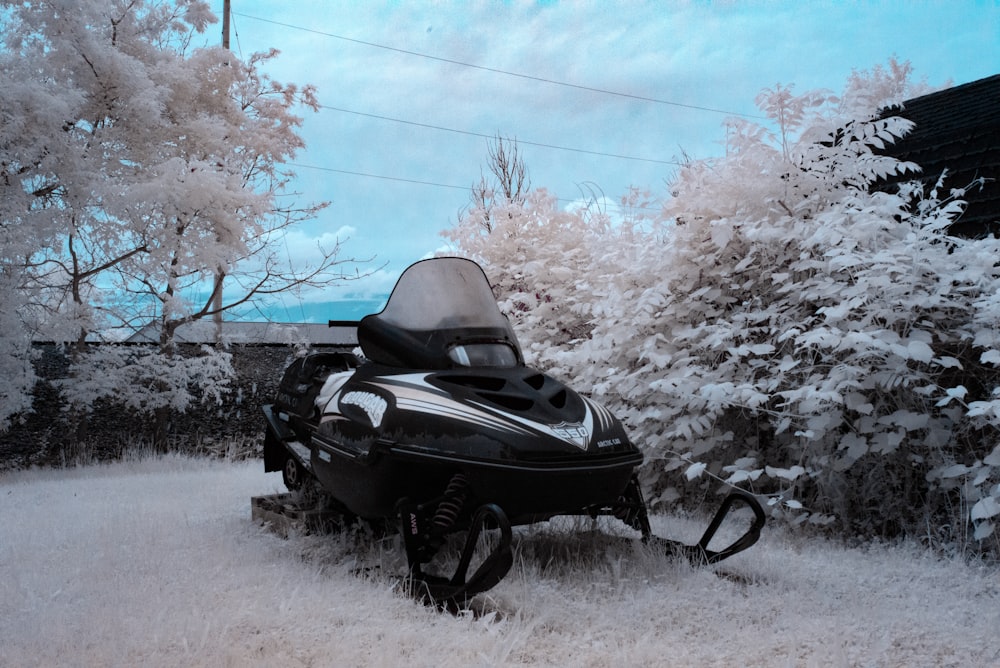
[124,320,358,346]
[880,73,1000,237]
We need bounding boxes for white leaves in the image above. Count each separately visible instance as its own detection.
[734,254,755,272]
[878,410,929,431]
[981,350,1000,366]
[973,521,995,541]
[984,446,1000,468]
[972,467,992,487]
[726,343,775,358]
[971,497,1000,521]
[723,457,764,484]
[937,464,971,479]
[710,220,735,249]
[839,434,869,460]
[906,340,934,364]
[768,496,805,510]
[685,462,708,481]
[934,356,962,369]
[845,392,874,415]
[868,430,905,455]
[935,386,968,407]
[776,356,800,373]
[965,400,1000,420]
[725,470,756,484]
[765,465,806,481]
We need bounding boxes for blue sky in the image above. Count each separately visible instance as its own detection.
[209,1,1000,323]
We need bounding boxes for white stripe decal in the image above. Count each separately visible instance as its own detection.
[395,397,531,435]
[370,376,535,436]
[584,398,614,432]
[360,373,603,447]
[472,399,593,448]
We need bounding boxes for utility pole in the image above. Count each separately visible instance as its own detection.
[222,0,230,49]
[214,0,231,343]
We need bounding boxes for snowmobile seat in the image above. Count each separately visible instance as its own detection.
[276,351,359,417]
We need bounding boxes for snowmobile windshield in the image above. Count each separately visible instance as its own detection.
[358,257,523,369]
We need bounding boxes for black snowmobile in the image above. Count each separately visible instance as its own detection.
[262,257,764,607]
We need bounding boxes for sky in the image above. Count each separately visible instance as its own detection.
[207,1,1000,323]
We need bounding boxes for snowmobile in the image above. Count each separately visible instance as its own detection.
[262,257,765,608]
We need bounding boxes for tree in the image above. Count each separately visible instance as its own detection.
[465,134,531,234]
[447,60,1000,555]
[447,188,614,361]
[0,0,360,434]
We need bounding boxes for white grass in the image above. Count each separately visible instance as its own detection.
[2,456,999,667]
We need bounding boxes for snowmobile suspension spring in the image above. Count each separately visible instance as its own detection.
[612,500,635,523]
[431,473,469,531]
[612,493,643,529]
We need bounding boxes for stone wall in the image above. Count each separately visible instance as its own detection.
[0,344,311,469]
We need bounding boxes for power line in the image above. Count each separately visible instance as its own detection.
[233,11,764,120]
[288,162,664,213]
[319,104,685,166]
[228,7,244,60]
[290,163,468,191]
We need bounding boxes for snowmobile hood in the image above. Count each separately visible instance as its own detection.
[316,365,636,462]
[358,257,523,370]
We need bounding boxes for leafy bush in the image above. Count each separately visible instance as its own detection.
[448,61,1000,557]
[56,345,233,413]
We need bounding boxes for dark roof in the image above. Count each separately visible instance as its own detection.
[124,320,358,346]
[880,73,1000,237]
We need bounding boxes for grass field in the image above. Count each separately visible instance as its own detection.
[2,456,998,667]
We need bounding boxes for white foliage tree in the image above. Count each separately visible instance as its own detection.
[447,60,1000,552]
[445,186,656,369]
[0,0,356,431]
